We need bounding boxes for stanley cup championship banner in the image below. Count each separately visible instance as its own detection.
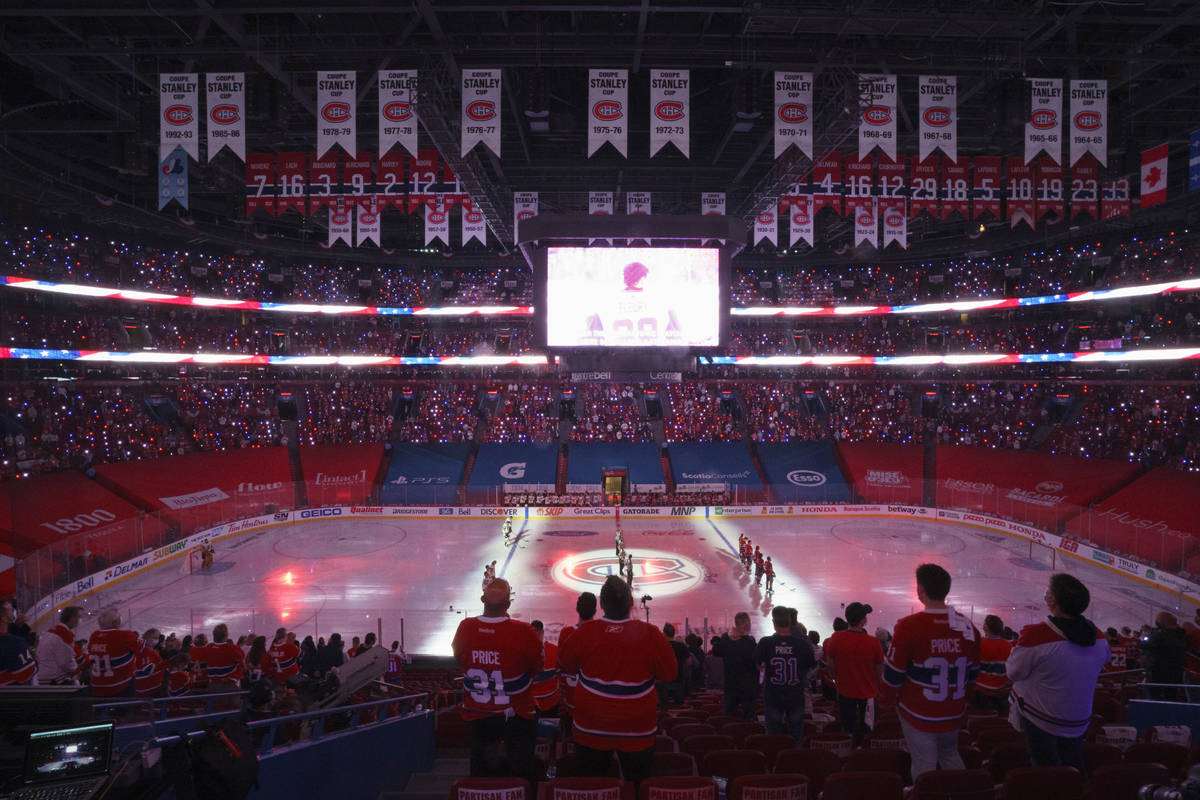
[356,198,380,247]
[917,75,956,164]
[317,71,356,158]
[775,71,813,160]
[160,73,199,160]
[858,74,897,160]
[462,198,487,245]
[588,69,628,157]
[424,196,449,246]
[328,197,352,247]
[701,191,725,216]
[462,68,501,157]
[786,195,814,247]
[854,196,879,248]
[205,73,245,161]
[1069,79,1107,166]
[379,70,418,157]
[1026,78,1063,164]
[753,204,777,246]
[513,191,537,241]
[649,69,690,157]
[589,191,614,214]
[627,191,652,215]
[882,200,907,249]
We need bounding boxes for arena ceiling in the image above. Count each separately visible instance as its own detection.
[1,0,1198,263]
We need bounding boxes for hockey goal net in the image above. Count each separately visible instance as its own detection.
[187,546,211,574]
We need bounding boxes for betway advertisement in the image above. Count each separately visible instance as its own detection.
[837,442,923,504]
[1065,468,1200,570]
[936,446,1141,527]
[95,448,294,531]
[301,443,384,506]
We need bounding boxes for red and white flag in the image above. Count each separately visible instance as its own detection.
[205,73,245,162]
[588,69,628,157]
[753,204,777,247]
[462,69,501,157]
[649,69,689,157]
[379,70,418,157]
[513,191,537,242]
[356,198,380,247]
[317,71,356,158]
[461,198,486,246]
[1140,143,1169,207]
[701,191,725,216]
[786,195,814,248]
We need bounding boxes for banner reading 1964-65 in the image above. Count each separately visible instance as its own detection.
[317,71,356,158]
[587,69,628,157]
[379,70,418,157]
[462,68,502,157]
[160,73,199,161]
[205,73,245,162]
[649,69,689,158]
[775,71,813,160]
[1069,79,1107,167]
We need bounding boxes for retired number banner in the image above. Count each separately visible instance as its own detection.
[379,70,418,157]
[877,156,907,205]
[650,69,690,157]
[910,155,939,218]
[972,156,1003,219]
[858,74,897,161]
[1071,156,1100,220]
[308,153,340,212]
[588,69,628,157]
[854,197,878,249]
[813,152,844,215]
[160,73,199,160]
[424,198,449,246]
[276,152,308,216]
[245,154,277,217]
[357,198,381,248]
[844,155,875,216]
[774,71,813,160]
[462,198,486,246]
[1036,158,1065,221]
[701,192,725,216]
[328,198,352,248]
[1069,79,1107,167]
[343,152,375,211]
[1025,78,1062,164]
[514,191,538,242]
[1006,157,1035,228]
[205,73,245,162]
[317,71,356,158]
[882,201,907,250]
[918,75,957,164]
[462,69,501,157]
[941,158,969,219]
[376,152,406,211]
[1102,178,1131,219]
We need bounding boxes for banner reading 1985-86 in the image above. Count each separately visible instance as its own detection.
[462,69,502,157]
[205,73,245,162]
[160,73,199,161]
[588,69,628,157]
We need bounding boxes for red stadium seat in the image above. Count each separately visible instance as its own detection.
[726,774,810,800]
[821,771,904,800]
[986,743,1032,782]
[700,749,768,780]
[1124,742,1189,775]
[722,722,767,746]
[806,733,854,759]
[1083,742,1123,772]
[556,753,620,778]
[743,734,799,766]
[451,778,532,800]
[651,752,698,777]
[638,777,717,800]
[679,734,736,762]
[537,778,634,800]
[1001,766,1084,800]
[654,735,679,753]
[841,748,913,783]
[708,716,742,731]
[911,768,994,800]
[670,723,719,742]
[771,749,841,792]
[1085,762,1172,800]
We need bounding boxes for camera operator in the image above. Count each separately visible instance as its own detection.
[1143,612,1187,700]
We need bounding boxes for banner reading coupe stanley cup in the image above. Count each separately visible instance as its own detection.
[461,198,487,246]
[917,75,956,164]
[858,74,897,161]
[627,191,652,215]
[1069,79,1107,167]
[356,198,380,247]
[205,73,245,162]
[1025,78,1062,164]
[649,69,690,157]
[461,68,501,157]
[160,73,199,160]
[774,71,813,160]
[378,70,418,157]
[701,192,725,216]
[587,69,628,157]
[589,191,614,215]
[317,71,356,158]
[513,191,537,242]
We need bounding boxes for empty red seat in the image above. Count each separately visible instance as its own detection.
[654,735,678,753]
[679,734,736,762]
[821,771,904,800]
[1124,742,1189,775]
[651,752,698,778]
[771,749,842,792]
[726,774,810,800]
[722,722,767,746]
[1000,765,1084,800]
[806,733,853,759]
[668,722,718,741]
[743,734,798,766]
[911,768,993,800]
[1084,763,1172,800]
[841,748,912,783]
[638,776,716,800]
[700,749,768,780]
[451,778,532,800]
[537,778,634,800]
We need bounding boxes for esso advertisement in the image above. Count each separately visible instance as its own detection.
[545,247,721,348]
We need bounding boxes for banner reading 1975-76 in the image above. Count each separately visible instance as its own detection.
[588,69,628,157]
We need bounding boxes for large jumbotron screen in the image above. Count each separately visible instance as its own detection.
[544,247,721,348]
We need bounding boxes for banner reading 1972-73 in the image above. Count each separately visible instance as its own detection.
[649,69,689,158]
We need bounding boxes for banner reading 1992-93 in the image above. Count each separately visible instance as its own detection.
[588,69,628,157]
[160,73,199,161]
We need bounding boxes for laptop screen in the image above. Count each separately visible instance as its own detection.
[23,723,114,785]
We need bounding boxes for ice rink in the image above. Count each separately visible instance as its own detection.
[76,512,1190,655]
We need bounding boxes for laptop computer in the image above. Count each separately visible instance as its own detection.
[5,722,114,800]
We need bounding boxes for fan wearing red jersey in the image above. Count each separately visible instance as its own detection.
[557,591,598,735]
[166,652,193,697]
[194,623,246,687]
[134,629,165,697]
[882,563,981,781]
[87,609,145,697]
[974,614,1014,715]
[557,575,678,788]
[451,578,543,786]
[268,627,301,681]
[530,620,560,713]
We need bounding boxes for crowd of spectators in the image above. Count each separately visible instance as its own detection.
[3,379,1197,481]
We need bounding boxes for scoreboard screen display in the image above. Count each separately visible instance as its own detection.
[545,247,721,348]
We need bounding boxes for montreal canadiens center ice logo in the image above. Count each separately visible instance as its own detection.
[552,548,703,597]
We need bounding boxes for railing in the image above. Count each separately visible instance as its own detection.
[94,690,248,722]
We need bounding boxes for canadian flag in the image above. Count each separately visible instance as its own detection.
[1140,143,1169,208]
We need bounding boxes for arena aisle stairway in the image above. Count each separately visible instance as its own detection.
[379,755,471,800]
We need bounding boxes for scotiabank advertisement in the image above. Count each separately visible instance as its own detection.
[837,442,923,504]
[300,443,384,506]
[936,446,1140,527]
[96,448,294,531]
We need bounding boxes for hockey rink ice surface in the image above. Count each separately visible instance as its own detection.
[78,513,1188,655]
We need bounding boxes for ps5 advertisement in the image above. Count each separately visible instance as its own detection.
[544,247,721,348]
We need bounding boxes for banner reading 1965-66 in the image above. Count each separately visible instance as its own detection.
[1025,78,1062,164]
